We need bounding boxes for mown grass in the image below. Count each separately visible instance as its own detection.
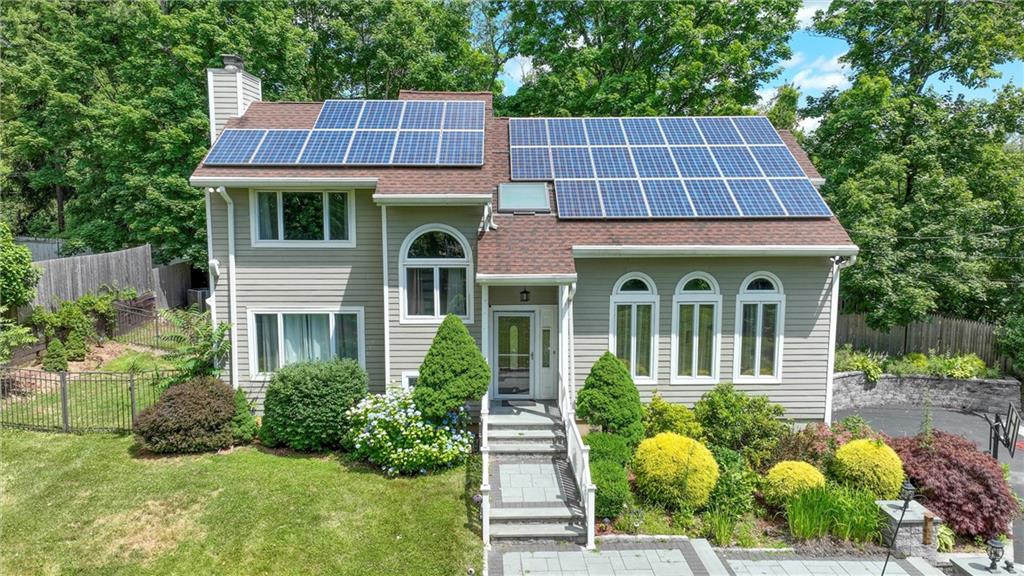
[0,430,482,575]
[99,350,174,373]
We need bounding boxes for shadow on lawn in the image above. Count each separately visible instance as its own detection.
[463,453,483,536]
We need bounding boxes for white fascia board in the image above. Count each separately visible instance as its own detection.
[191,176,378,189]
[572,245,860,258]
[373,193,493,206]
[476,273,578,285]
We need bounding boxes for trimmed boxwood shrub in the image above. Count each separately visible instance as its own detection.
[708,445,756,517]
[42,339,68,372]
[413,315,490,423]
[763,460,826,506]
[592,459,630,520]
[230,389,258,444]
[259,360,368,451]
[134,377,236,453]
[633,432,719,511]
[577,352,644,447]
[833,439,904,499]
[65,329,88,361]
[584,432,631,467]
[643,392,703,439]
[693,382,788,470]
[890,431,1017,538]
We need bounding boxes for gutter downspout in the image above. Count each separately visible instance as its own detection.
[213,186,239,390]
[205,191,217,325]
[824,255,856,424]
[567,282,577,407]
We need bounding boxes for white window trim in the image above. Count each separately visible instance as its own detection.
[607,272,659,384]
[733,271,786,384]
[401,370,419,390]
[246,306,366,381]
[249,189,356,248]
[670,272,722,384]
[398,223,475,325]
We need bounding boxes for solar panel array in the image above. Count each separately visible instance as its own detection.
[508,116,831,219]
[204,100,486,166]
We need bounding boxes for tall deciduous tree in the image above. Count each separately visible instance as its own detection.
[503,0,800,116]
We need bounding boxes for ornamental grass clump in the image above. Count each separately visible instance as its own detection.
[763,460,826,507]
[346,390,474,476]
[632,432,718,511]
[832,439,904,499]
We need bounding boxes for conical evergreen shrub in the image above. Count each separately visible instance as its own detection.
[576,351,644,447]
[42,339,68,372]
[413,314,490,422]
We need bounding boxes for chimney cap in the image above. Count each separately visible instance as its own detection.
[221,54,245,71]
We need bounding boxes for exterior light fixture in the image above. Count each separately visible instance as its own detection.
[987,539,1005,573]
[899,480,916,503]
[520,288,530,302]
[882,480,916,576]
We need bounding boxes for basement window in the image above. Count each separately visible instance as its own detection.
[498,183,550,213]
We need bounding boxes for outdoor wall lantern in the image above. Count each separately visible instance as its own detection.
[899,480,916,503]
[987,539,1005,573]
[520,288,530,302]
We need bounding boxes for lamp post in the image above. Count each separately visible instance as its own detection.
[987,539,1005,573]
[881,480,916,576]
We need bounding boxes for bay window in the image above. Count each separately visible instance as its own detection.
[609,273,658,382]
[251,190,355,246]
[734,273,785,382]
[250,308,364,376]
[671,273,721,383]
[400,224,472,323]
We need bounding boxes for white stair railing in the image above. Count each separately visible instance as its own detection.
[479,391,490,547]
[564,408,596,549]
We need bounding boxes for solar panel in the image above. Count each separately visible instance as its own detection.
[393,131,439,164]
[728,180,786,216]
[510,147,552,179]
[631,147,677,178]
[711,147,762,177]
[583,118,627,145]
[770,179,832,216]
[510,118,548,146]
[555,180,602,217]
[590,147,635,178]
[205,130,266,164]
[443,101,486,130]
[658,118,704,145]
[687,179,739,216]
[438,131,484,165]
[400,101,444,129]
[643,180,693,217]
[346,131,396,164]
[733,116,783,145]
[622,118,664,145]
[548,118,588,146]
[696,117,743,144]
[315,100,364,129]
[298,130,353,164]
[600,180,648,217]
[551,147,594,178]
[250,130,309,164]
[671,147,720,177]
[750,146,805,177]
[358,101,404,129]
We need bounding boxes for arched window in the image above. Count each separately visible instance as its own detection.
[671,272,721,383]
[400,224,473,323]
[734,272,785,382]
[609,273,658,382]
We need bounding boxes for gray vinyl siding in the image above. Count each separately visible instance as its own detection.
[240,71,262,113]
[571,257,834,421]
[208,187,384,407]
[386,206,485,386]
[208,69,240,140]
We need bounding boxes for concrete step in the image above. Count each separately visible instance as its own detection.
[488,414,561,428]
[490,522,585,541]
[489,442,562,455]
[490,506,575,522]
[488,428,559,440]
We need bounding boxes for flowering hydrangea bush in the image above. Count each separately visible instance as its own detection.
[345,390,474,476]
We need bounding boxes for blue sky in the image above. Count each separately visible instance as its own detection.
[497,1,1023,130]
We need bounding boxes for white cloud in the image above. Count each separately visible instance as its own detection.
[502,55,534,83]
[798,116,822,133]
[797,0,832,28]
[789,54,851,91]
[757,86,779,105]
[782,52,806,70]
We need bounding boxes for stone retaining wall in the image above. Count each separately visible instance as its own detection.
[833,371,1020,415]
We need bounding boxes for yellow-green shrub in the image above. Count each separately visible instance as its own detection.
[833,439,904,499]
[633,432,719,511]
[763,461,826,506]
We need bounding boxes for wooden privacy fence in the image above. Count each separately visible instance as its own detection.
[30,245,155,311]
[152,260,193,309]
[837,314,1008,370]
[0,367,177,433]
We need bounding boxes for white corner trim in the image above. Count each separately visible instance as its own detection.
[476,273,578,285]
[213,187,238,390]
[382,205,391,386]
[824,256,853,424]
[190,176,378,188]
[206,69,217,145]
[372,193,493,206]
[572,245,860,258]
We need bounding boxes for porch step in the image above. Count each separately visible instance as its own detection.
[488,414,561,428]
[488,428,558,440]
[489,442,561,455]
[490,505,575,522]
[490,522,586,541]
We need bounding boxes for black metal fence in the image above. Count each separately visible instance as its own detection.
[0,367,178,433]
[113,302,185,351]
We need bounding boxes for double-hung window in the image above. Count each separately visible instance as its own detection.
[252,190,355,247]
[400,224,472,323]
[250,308,364,377]
[734,272,785,382]
[671,273,721,383]
[609,273,658,383]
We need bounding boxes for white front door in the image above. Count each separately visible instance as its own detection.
[493,311,534,399]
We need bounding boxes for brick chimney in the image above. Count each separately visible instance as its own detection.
[206,54,262,144]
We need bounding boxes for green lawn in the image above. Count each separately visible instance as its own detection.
[99,350,175,372]
[0,430,483,575]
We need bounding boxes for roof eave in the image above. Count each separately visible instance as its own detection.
[476,273,578,285]
[191,175,378,189]
[572,244,859,258]
[373,193,492,206]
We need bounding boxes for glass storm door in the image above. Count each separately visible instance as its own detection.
[494,312,534,398]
